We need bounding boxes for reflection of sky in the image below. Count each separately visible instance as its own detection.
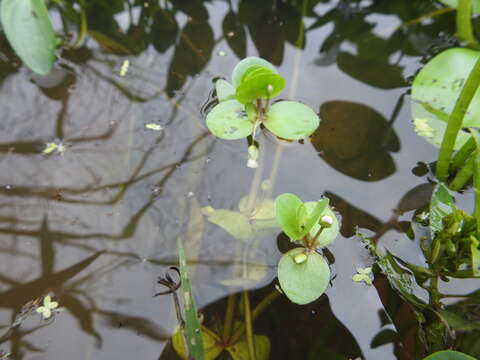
[0,1,477,359]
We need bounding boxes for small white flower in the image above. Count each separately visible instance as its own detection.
[247,159,258,168]
[321,215,333,225]
[36,296,59,319]
[267,84,273,93]
[294,253,307,264]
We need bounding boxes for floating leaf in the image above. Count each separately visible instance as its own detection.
[423,350,477,360]
[352,267,373,285]
[43,142,58,154]
[206,100,253,140]
[411,48,480,149]
[265,101,320,140]
[202,208,253,241]
[151,9,178,53]
[0,0,57,75]
[231,56,277,88]
[227,335,271,360]
[277,248,330,305]
[215,79,236,102]
[172,326,222,360]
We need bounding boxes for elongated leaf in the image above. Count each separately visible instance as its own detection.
[304,198,329,235]
[177,239,204,360]
[231,56,277,87]
[265,101,320,140]
[1,0,56,75]
[222,11,246,59]
[429,183,455,238]
[206,100,253,140]
[203,208,253,241]
[278,248,330,305]
[423,350,477,360]
[275,193,304,240]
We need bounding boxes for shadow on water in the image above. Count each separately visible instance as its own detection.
[0,0,478,359]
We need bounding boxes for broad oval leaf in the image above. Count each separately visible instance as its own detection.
[1,0,57,75]
[236,69,285,104]
[265,101,320,140]
[305,202,339,248]
[215,79,236,102]
[411,48,480,149]
[423,350,477,360]
[206,100,253,140]
[231,56,278,87]
[438,0,480,13]
[275,193,304,240]
[278,248,330,305]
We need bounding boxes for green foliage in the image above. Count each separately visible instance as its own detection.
[177,239,205,360]
[277,248,330,305]
[438,0,480,14]
[275,193,338,304]
[0,0,57,75]
[411,48,480,151]
[206,56,320,146]
[423,350,477,360]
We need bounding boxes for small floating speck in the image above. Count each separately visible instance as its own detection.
[145,123,163,131]
[186,191,194,198]
[119,60,130,77]
[227,31,234,37]
[218,50,226,56]
[43,142,66,155]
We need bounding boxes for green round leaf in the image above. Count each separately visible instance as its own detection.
[423,350,477,360]
[215,79,236,102]
[278,248,330,305]
[304,202,339,248]
[231,56,278,87]
[265,101,320,140]
[236,70,285,104]
[1,0,56,75]
[438,0,480,13]
[411,48,480,149]
[206,100,253,140]
[275,193,304,240]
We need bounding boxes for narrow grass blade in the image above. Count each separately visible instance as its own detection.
[177,238,204,360]
[457,0,476,46]
[468,129,480,234]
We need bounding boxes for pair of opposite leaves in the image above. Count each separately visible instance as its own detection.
[207,57,320,141]
[276,193,339,305]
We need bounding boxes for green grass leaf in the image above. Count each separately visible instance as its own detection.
[177,239,205,360]
[277,248,330,305]
[265,101,320,140]
[1,0,56,75]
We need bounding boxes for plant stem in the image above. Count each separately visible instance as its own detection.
[469,129,480,234]
[394,7,455,31]
[449,155,474,191]
[435,56,480,181]
[242,291,256,360]
[429,276,440,307]
[231,289,281,344]
[456,0,477,46]
[223,294,236,343]
[451,136,476,170]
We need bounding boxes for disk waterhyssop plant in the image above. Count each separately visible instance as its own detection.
[207,57,320,166]
[275,193,339,305]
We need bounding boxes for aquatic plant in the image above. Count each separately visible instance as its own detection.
[275,193,339,304]
[206,56,319,166]
[0,0,58,75]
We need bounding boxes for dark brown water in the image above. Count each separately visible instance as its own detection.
[0,1,478,359]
